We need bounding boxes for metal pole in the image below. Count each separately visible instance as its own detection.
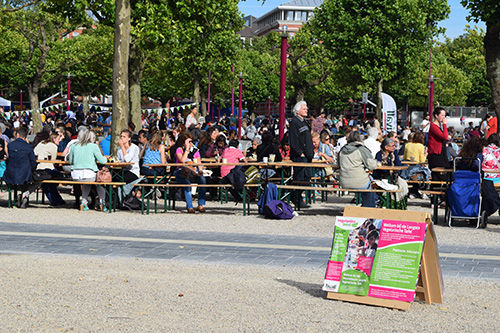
[238,72,243,140]
[428,49,433,115]
[279,30,288,142]
[67,73,71,112]
[231,67,235,116]
[20,90,23,112]
[208,69,211,120]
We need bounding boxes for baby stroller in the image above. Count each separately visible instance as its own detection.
[446,157,486,228]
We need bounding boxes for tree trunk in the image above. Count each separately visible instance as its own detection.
[295,86,306,104]
[28,84,42,134]
[81,94,91,114]
[485,23,500,131]
[376,78,383,121]
[111,0,131,157]
[129,41,144,132]
[192,68,204,116]
[201,93,207,118]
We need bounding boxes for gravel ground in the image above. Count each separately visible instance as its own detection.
[1,191,499,247]
[0,192,499,331]
[0,256,498,331]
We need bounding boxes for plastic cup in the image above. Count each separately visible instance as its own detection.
[263,157,269,163]
[222,158,227,164]
[269,154,275,162]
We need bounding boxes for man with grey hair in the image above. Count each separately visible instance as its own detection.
[289,101,313,208]
[364,126,380,158]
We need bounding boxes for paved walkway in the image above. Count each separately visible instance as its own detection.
[0,222,498,281]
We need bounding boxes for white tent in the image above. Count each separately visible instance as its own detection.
[0,97,11,107]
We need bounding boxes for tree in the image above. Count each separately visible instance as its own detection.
[0,3,89,132]
[461,0,500,121]
[164,0,243,116]
[408,53,472,107]
[311,0,449,119]
[438,26,490,106]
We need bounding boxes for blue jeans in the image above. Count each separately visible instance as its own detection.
[353,179,376,207]
[174,169,206,209]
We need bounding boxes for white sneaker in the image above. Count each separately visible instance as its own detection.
[409,194,416,199]
[422,193,429,200]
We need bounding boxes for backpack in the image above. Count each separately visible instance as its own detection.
[263,200,294,219]
[257,183,278,214]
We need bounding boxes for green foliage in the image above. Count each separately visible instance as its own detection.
[461,0,500,24]
[437,26,490,105]
[311,0,450,109]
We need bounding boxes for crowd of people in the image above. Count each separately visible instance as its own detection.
[1,103,499,220]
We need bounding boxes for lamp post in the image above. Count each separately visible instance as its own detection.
[20,90,23,112]
[67,73,71,112]
[238,72,243,140]
[231,67,235,116]
[428,48,433,115]
[279,27,288,142]
[429,75,434,116]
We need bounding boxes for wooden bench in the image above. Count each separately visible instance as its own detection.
[420,190,446,225]
[133,183,260,216]
[275,184,403,210]
[38,180,126,213]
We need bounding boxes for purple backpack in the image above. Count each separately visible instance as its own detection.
[263,200,295,219]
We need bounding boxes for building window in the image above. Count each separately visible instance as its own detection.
[72,32,80,37]
[301,11,308,21]
[287,11,294,21]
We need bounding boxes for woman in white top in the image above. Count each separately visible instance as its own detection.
[117,129,140,183]
[185,106,199,130]
[35,133,66,206]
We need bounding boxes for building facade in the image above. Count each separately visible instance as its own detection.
[252,0,323,37]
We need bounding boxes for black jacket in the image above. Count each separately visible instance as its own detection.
[289,116,313,160]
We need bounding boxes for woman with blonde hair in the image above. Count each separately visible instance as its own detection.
[69,130,108,211]
[140,131,167,176]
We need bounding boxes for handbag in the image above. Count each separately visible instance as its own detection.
[180,165,197,182]
[321,146,334,177]
[96,167,112,182]
[32,169,52,182]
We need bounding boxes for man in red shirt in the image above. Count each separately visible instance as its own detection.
[486,114,497,139]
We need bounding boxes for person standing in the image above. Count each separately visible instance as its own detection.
[486,114,497,139]
[289,101,314,208]
[421,114,430,145]
[427,107,449,206]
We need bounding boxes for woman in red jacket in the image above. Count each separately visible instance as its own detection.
[427,107,449,205]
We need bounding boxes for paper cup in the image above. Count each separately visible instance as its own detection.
[222,158,227,163]
[263,157,269,163]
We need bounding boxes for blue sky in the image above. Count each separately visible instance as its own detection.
[238,0,486,40]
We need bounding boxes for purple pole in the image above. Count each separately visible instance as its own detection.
[428,49,433,114]
[67,73,71,111]
[218,102,220,120]
[279,31,288,142]
[238,72,243,140]
[231,67,235,116]
[208,69,211,119]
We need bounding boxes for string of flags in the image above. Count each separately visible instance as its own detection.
[2,101,197,116]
